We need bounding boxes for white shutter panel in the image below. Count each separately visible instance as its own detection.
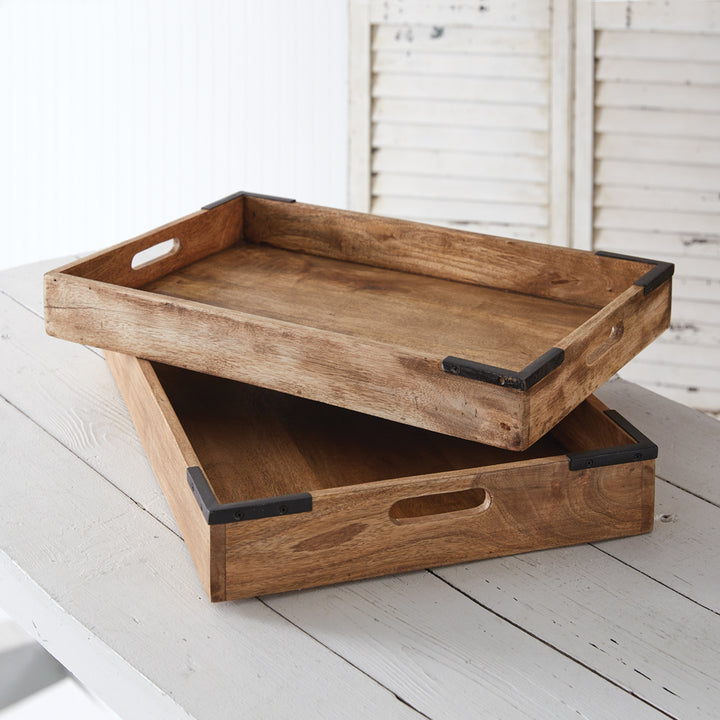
[350,0,563,245]
[587,1,720,412]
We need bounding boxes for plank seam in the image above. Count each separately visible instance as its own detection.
[0,391,183,543]
[590,541,719,618]
[257,598,431,720]
[653,474,720,513]
[429,570,680,720]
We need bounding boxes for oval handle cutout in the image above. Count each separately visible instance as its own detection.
[131,238,180,270]
[586,321,624,366]
[389,487,491,525]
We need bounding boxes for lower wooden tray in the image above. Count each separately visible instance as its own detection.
[106,351,656,602]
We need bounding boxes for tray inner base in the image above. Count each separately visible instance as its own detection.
[143,243,597,372]
[153,363,599,506]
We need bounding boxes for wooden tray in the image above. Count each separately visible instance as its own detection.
[45,192,673,450]
[106,350,656,602]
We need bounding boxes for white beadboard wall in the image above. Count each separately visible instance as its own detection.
[0,0,348,272]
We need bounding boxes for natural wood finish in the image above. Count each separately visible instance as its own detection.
[108,354,655,601]
[56,194,244,289]
[243,198,649,307]
[224,460,653,599]
[145,243,594,372]
[528,281,673,444]
[45,196,672,450]
[152,364,566,503]
[104,351,226,601]
[45,268,527,448]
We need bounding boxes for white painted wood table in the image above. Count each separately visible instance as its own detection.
[1,258,719,720]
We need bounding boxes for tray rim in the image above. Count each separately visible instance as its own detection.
[46,193,674,450]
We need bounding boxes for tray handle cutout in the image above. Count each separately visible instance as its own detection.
[586,321,624,366]
[389,487,491,525]
[131,238,180,270]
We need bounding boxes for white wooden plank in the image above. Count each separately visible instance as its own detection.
[595,478,720,609]
[673,276,720,302]
[373,147,548,181]
[595,159,720,192]
[634,383,720,410]
[371,195,547,226]
[0,292,179,534]
[370,0,551,29]
[267,573,667,720]
[595,246,720,282]
[372,24,550,55]
[625,338,720,370]
[620,359,720,390]
[349,0,372,212]
[0,398,420,720]
[593,228,720,258]
[0,255,81,315]
[663,320,720,346]
[672,298,720,326]
[436,523,720,718]
[596,56,720,86]
[596,106,720,140]
[373,49,548,79]
[595,186,720,214]
[595,132,720,166]
[595,1,720,33]
[597,376,720,504]
[596,29,720,62]
[412,218,550,243]
[372,173,547,204]
[373,97,549,129]
[595,207,720,236]
[596,80,720,113]
[373,122,547,155]
[372,73,549,105]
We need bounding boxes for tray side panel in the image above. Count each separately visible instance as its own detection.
[48,195,245,289]
[526,281,672,446]
[244,198,650,307]
[46,277,528,449]
[223,459,655,599]
[105,351,226,601]
[551,396,634,452]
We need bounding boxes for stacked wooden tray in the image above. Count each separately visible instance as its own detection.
[44,192,673,601]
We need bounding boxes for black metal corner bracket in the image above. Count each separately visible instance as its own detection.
[187,466,312,525]
[201,190,296,211]
[566,409,658,471]
[442,347,565,391]
[595,250,674,296]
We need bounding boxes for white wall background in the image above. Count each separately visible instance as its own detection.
[0,0,349,271]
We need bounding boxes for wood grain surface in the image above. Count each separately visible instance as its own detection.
[44,196,671,449]
[108,355,654,601]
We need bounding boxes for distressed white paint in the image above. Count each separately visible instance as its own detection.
[591,3,720,411]
[0,0,349,272]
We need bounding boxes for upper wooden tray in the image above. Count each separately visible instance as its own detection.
[44,191,673,450]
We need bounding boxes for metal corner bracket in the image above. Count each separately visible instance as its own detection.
[566,409,658,471]
[187,466,312,525]
[442,347,565,391]
[595,250,674,296]
[201,190,296,210]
